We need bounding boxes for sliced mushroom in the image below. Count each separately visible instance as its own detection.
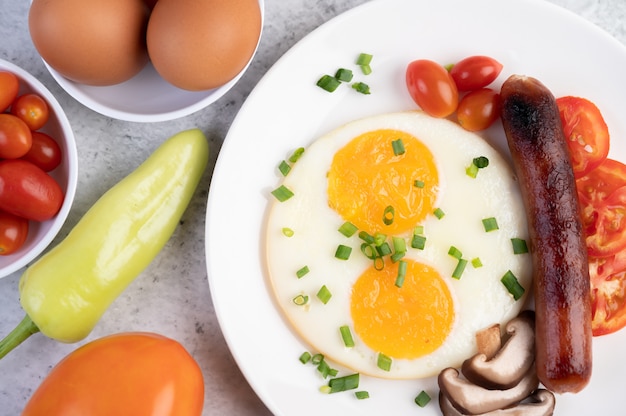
[438,365,539,415]
[475,323,502,360]
[461,310,535,389]
[439,389,555,416]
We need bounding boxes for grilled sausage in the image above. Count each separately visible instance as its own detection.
[500,74,592,394]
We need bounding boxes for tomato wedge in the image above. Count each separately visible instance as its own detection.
[557,96,610,178]
[589,253,626,336]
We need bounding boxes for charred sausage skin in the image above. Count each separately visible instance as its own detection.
[500,75,592,394]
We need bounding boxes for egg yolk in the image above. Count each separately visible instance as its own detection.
[327,129,439,235]
[350,259,454,359]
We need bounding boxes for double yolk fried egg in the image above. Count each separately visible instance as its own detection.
[265,111,532,379]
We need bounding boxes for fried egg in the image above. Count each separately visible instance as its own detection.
[265,111,531,379]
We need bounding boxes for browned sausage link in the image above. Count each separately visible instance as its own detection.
[500,75,592,394]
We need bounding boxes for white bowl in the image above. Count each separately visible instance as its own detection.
[0,59,78,279]
[41,0,265,123]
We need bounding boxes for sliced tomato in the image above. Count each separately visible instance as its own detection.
[557,96,610,178]
[577,159,626,257]
[589,253,626,336]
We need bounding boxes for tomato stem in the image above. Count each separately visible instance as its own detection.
[0,315,40,360]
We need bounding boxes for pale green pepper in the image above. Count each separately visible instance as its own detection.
[0,128,208,358]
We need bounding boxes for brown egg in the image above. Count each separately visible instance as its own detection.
[29,0,150,86]
[147,0,262,91]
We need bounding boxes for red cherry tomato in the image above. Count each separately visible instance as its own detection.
[22,332,204,416]
[456,88,501,131]
[0,113,33,159]
[0,210,29,255]
[0,159,64,221]
[589,252,626,336]
[449,55,503,91]
[10,93,50,131]
[0,71,19,112]
[22,131,63,172]
[406,59,458,118]
[557,96,610,178]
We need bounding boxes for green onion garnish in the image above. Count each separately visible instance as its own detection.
[338,221,358,237]
[374,233,386,247]
[392,236,406,253]
[373,256,384,270]
[340,325,355,348]
[327,373,360,393]
[311,353,324,365]
[414,225,424,234]
[433,208,445,219]
[360,64,372,75]
[383,205,395,225]
[511,238,529,254]
[296,265,310,279]
[414,390,431,407]
[299,351,312,364]
[375,242,392,257]
[271,185,294,202]
[356,53,373,66]
[414,179,425,188]
[334,68,353,82]
[335,244,352,260]
[411,234,426,250]
[355,391,370,400]
[282,227,294,237]
[471,257,483,268]
[448,246,463,259]
[317,285,332,304]
[352,82,371,94]
[473,156,490,168]
[288,147,305,163]
[360,243,377,260]
[391,139,405,156]
[278,160,291,176]
[395,260,407,288]
[317,358,337,378]
[482,217,499,232]
[452,258,468,279]
[292,294,309,306]
[466,162,479,178]
[359,231,375,244]
[316,74,341,92]
[501,270,525,300]
[377,353,392,371]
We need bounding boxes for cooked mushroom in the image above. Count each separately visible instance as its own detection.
[439,389,555,416]
[438,365,539,415]
[461,310,535,389]
[475,323,502,360]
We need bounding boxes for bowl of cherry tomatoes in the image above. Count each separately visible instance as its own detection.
[0,59,78,278]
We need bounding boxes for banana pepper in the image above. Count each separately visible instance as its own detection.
[0,128,208,358]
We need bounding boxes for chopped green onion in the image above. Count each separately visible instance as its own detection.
[360,243,377,260]
[395,260,407,288]
[327,373,360,393]
[352,82,371,94]
[414,390,431,407]
[299,351,312,364]
[289,147,305,163]
[317,358,336,378]
[292,294,309,306]
[414,179,425,188]
[356,53,373,65]
[278,160,291,176]
[340,325,355,348]
[377,353,392,371]
[373,256,384,270]
[383,205,395,225]
[471,257,483,268]
[482,217,499,232]
[359,231,375,244]
[320,385,331,394]
[335,244,352,260]
[414,225,424,234]
[511,238,529,254]
[311,353,324,365]
[338,221,358,237]
[282,227,294,237]
[360,64,372,75]
[411,234,427,250]
[375,242,392,257]
[296,265,310,279]
[317,74,341,92]
[448,246,463,259]
[452,258,468,279]
[501,270,525,300]
[334,68,353,82]
[355,391,370,400]
[391,139,405,156]
[473,156,490,168]
[390,250,405,262]
[271,185,294,202]
[317,285,332,304]
[466,162,479,178]
[374,233,387,246]
[433,208,445,219]
[392,236,406,253]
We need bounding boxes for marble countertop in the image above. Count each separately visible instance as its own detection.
[1,0,625,414]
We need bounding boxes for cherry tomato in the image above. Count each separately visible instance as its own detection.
[456,88,501,131]
[406,59,458,118]
[589,253,626,336]
[0,113,32,159]
[0,71,19,112]
[557,96,610,178]
[0,159,64,221]
[577,158,626,258]
[0,210,29,255]
[449,55,503,92]
[10,93,50,131]
[22,332,204,416]
[22,131,63,172]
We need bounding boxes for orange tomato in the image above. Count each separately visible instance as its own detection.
[22,332,204,416]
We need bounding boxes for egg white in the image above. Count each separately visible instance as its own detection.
[265,111,531,379]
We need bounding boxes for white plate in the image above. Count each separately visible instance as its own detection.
[206,0,626,414]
